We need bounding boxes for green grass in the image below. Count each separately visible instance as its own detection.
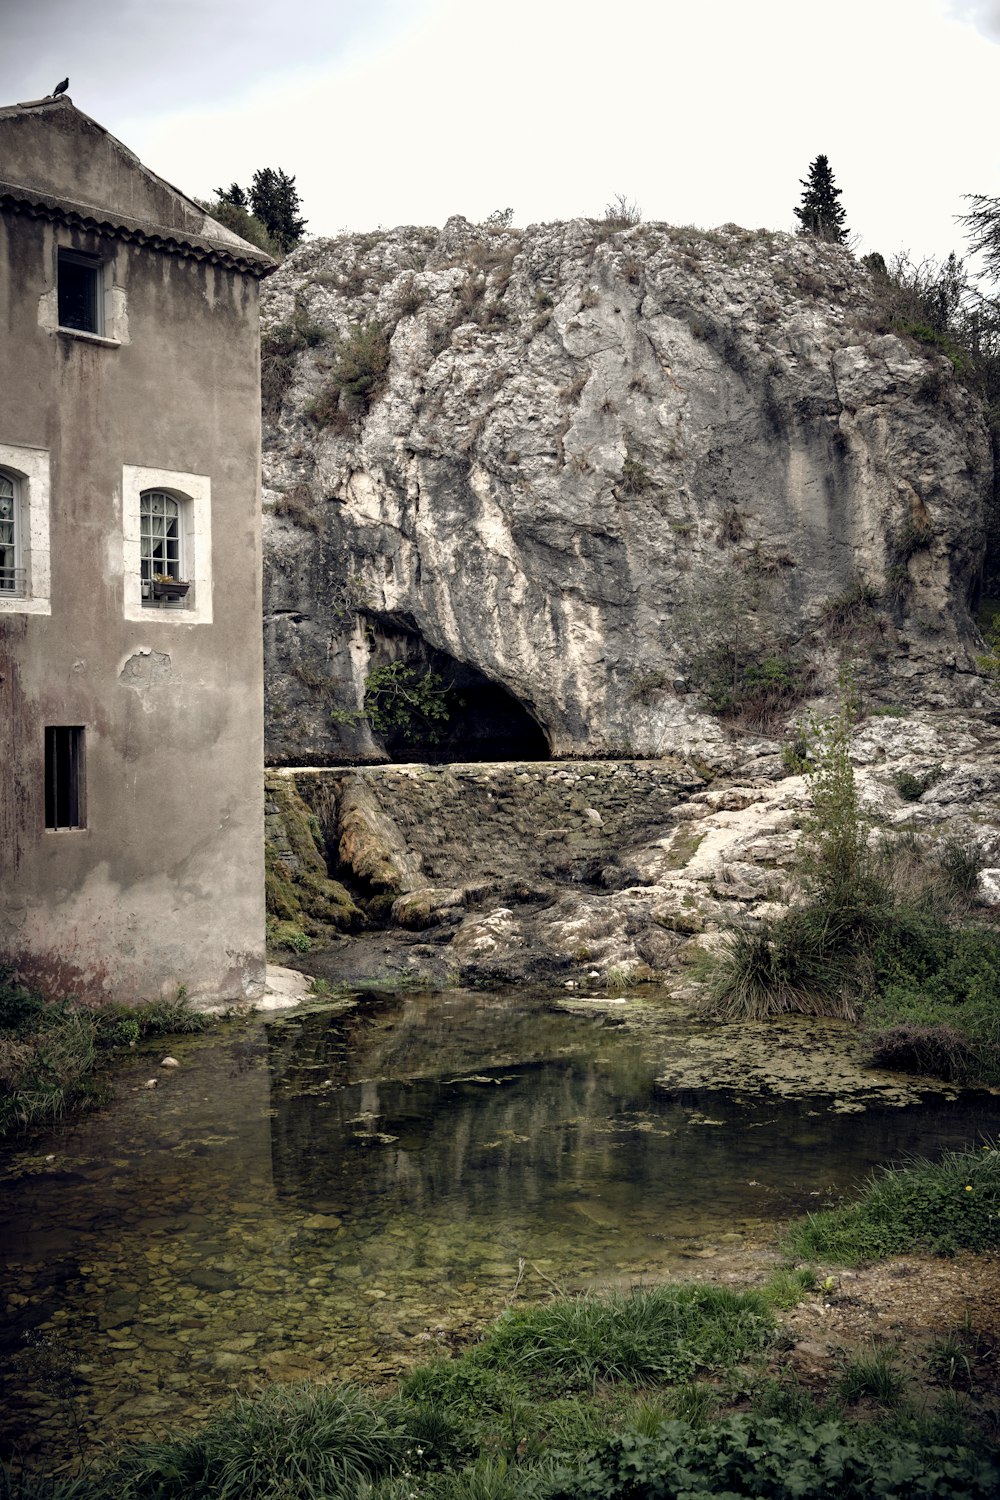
[785,1144,1000,1264]
[837,1346,906,1407]
[102,1385,407,1499]
[455,1284,777,1391]
[0,969,209,1138]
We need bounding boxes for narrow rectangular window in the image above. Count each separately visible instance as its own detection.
[57,251,103,334]
[45,726,86,830]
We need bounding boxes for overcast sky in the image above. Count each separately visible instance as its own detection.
[2,0,999,269]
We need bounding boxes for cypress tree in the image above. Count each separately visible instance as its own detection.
[794,155,848,243]
[248,168,307,254]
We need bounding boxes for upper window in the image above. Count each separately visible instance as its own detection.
[0,470,22,597]
[58,250,104,335]
[140,491,191,608]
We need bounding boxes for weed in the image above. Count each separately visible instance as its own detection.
[926,1331,976,1390]
[894,766,943,801]
[837,1345,906,1406]
[716,506,746,546]
[977,613,1000,682]
[628,667,671,704]
[271,483,321,533]
[602,193,642,230]
[260,307,328,421]
[820,578,883,640]
[397,276,426,317]
[0,970,208,1138]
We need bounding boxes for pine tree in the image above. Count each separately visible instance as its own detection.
[794,155,848,243]
[248,168,307,253]
[215,181,248,211]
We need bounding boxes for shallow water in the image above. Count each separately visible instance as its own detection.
[1,987,997,1469]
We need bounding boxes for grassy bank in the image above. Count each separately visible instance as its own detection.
[0,968,209,1138]
[786,1141,1000,1264]
[5,1146,999,1500]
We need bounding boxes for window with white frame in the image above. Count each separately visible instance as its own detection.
[0,471,22,596]
[0,446,51,616]
[140,490,190,607]
[122,465,212,625]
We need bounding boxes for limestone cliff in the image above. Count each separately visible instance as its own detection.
[261,216,994,766]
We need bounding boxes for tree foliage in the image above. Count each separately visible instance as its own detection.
[216,167,307,254]
[959,194,1000,285]
[794,154,848,243]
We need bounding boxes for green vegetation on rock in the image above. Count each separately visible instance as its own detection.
[706,704,1000,1084]
[264,776,364,952]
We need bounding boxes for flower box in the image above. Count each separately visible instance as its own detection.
[149,578,190,601]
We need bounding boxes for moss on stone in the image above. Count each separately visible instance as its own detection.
[264,775,364,938]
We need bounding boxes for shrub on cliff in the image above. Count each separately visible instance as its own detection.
[261,307,327,423]
[308,322,391,428]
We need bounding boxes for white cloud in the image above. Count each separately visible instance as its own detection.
[948,1,1000,42]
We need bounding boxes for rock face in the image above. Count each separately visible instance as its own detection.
[261,216,994,766]
[281,712,1000,991]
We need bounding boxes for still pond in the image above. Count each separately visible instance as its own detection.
[1,985,997,1469]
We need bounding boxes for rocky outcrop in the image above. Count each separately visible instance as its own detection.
[261,216,994,766]
[276,713,1000,989]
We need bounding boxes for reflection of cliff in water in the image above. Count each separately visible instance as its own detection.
[265,992,1000,1229]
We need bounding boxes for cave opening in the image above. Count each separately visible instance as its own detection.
[367,628,550,764]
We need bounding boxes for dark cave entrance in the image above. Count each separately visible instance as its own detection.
[367,628,550,764]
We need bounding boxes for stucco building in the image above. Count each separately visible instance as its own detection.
[0,94,274,1006]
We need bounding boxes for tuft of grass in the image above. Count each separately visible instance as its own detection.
[469,1284,776,1391]
[704,913,860,1021]
[784,1143,1000,1265]
[101,1384,408,1499]
[837,1345,906,1406]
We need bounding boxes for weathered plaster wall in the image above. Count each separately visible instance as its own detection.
[0,111,267,1006]
[260,218,994,765]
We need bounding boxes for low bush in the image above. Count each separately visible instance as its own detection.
[692,649,813,731]
[537,1413,1000,1499]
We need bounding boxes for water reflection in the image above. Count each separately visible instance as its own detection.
[1,988,997,1469]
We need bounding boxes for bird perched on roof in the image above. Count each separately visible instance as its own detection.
[52,78,69,97]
